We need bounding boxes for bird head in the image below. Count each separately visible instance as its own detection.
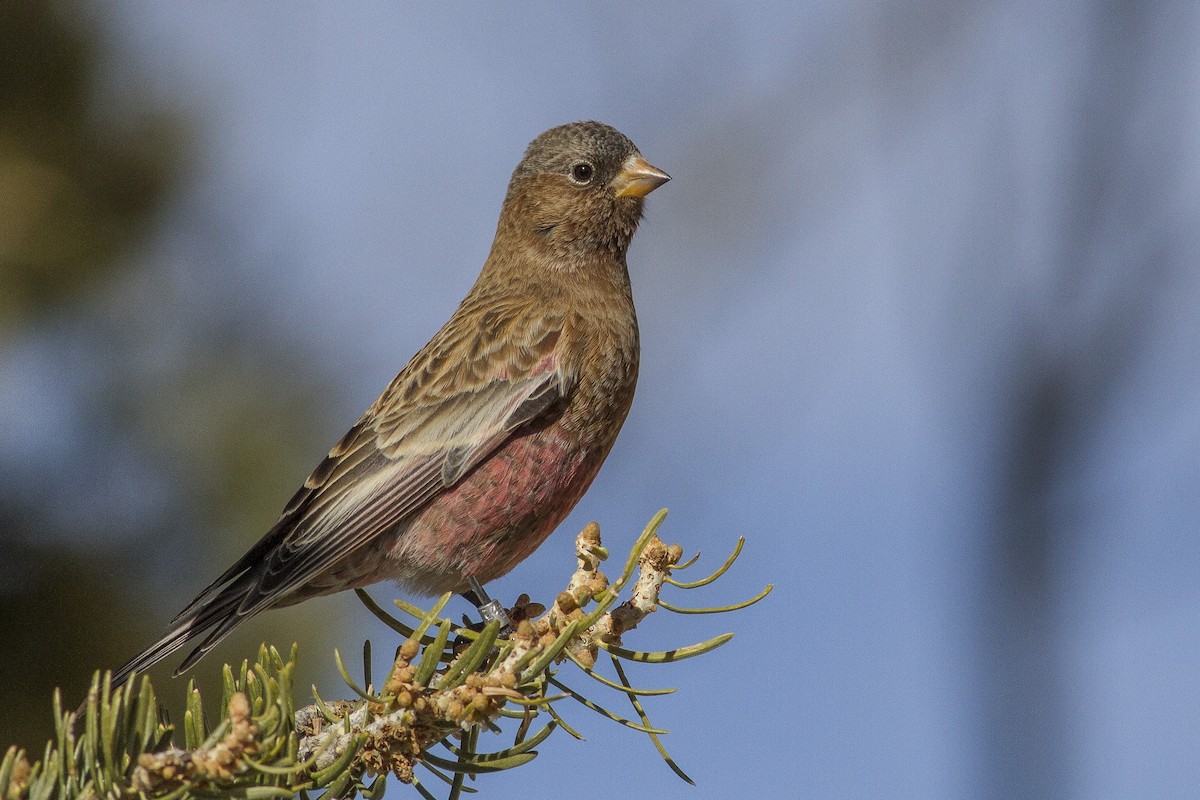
[498,121,670,265]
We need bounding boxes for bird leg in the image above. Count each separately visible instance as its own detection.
[464,576,513,634]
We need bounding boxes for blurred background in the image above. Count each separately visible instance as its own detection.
[3,1,1199,797]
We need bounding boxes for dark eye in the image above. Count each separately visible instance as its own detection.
[569,162,594,184]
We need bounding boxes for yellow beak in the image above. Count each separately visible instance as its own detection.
[613,155,671,197]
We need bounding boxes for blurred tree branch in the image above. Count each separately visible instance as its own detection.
[0,0,180,330]
[0,0,336,755]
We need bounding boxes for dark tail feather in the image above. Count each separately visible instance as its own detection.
[172,600,253,676]
[76,583,257,717]
[107,588,247,690]
[169,517,296,625]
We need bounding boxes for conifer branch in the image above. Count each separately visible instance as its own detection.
[2,511,770,799]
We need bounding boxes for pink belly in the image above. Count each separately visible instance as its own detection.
[382,426,605,595]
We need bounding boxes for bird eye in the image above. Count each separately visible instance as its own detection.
[569,162,594,184]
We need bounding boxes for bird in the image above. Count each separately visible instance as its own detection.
[107,120,670,688]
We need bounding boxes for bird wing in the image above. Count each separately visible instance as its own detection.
[113,312,570,683]
[239,365,567,612]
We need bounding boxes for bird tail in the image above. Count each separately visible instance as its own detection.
[105,582,252,692]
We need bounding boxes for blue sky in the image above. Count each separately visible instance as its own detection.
[21,2,1200,797]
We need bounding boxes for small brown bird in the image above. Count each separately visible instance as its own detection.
[109,121,669,686]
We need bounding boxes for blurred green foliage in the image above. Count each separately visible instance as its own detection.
[0,0,177,329]
[0,0,338,754]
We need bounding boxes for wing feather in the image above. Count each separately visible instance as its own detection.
[118,310,573,682]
